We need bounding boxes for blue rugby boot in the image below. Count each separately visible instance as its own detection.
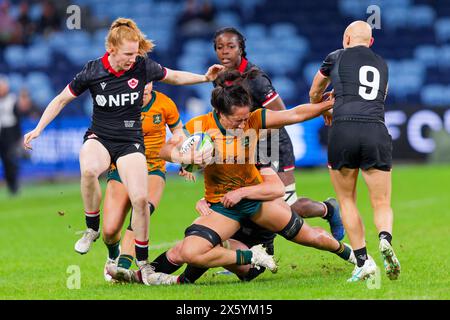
[324,198,345,241]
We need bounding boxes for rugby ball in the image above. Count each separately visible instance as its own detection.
[180,132,214,172]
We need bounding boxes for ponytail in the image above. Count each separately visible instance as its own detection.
[106,17,154,56]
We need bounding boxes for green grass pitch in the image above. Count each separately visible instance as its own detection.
[1,164,449,300]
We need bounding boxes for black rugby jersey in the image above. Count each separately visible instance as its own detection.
[214,57,279,111]
[69,52,167,141]
[320,46,388,122]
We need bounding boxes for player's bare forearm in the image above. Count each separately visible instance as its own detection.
[162,65,223,85]
[162,69,208,85]
[240,181,284,201]
[293,100,333,123]
[159,141,181,163]
[35,87,74,133]
[239,169,284,201]
[266,99,334,128]
[309,71,330,103]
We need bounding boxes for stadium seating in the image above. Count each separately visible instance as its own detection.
[1,0,449,113]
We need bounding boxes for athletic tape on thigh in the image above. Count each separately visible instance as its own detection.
[185,224,222,247]
[277,210,304,240]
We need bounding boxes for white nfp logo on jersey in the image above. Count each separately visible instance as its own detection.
[95,92,140,107]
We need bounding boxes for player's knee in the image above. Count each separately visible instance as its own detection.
[180,245,203,266]
[371,196,391,210]
[129,194,148,212]
[81,167,99,179]
[127,203,154,231]
[277,210,304,240]
[167,244,184,266]
[102,225,121,241]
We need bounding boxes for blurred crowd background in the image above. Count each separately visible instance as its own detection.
[1,0,449,195]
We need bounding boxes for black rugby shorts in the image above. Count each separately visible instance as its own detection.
[328,120,392,171]
[83,130,145,164]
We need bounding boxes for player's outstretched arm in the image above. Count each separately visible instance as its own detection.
[221,167,285,208]
[309,71,331,103]
[159,132,186,162]
[162,64,224,85]
[23,86,76,150]
[264,98,334,129]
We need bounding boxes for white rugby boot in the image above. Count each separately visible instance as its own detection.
[344,243,357,265]
[115,267,141,283]
[250,244,278,273]
[146,272,179,285]
[74,228,100,254]
[347,256,377,282]
[379,239,401,280]
[136,260,156,286]
[104,257,118,282]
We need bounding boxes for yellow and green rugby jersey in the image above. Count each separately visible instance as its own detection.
[183,108,267,203]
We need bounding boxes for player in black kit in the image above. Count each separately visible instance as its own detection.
[309,21,400,282]
[23,18,223,285]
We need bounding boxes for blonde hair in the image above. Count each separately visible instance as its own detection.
[106,18,154,56]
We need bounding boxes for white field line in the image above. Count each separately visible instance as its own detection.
[395,196,443,209]
[74,230,180,250]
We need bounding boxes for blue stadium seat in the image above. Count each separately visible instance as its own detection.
[216,11,242,29]
[184,39,210,55]
[277,36,309,57]
[383,7,408,30]
[26,72,52,89]
[29,3,43,21]
[177,55,207,75]
[47,32,69,53]
[211,0,237,10]
[421,84,448,106]
[303,61,321,83]
[244,24,267,39]
[270,23,298,39]
[338,0,411,19]
[266,51,301,76]
[83,96,94,117]
[31,87,55,109]
[4,46,27,69]
[147,29,173,52]
[6,73,25,93]
[64,31,92,47]
[440,46,450,67]
[109,3,130,17]
[25,72,54,108]
[414,45,438,67]
[272,76,296,100]
[93,28,109,47]
[407,5,435,28]
[27,44,52,68]
[65,45,104,66]
[435,18,450,43]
